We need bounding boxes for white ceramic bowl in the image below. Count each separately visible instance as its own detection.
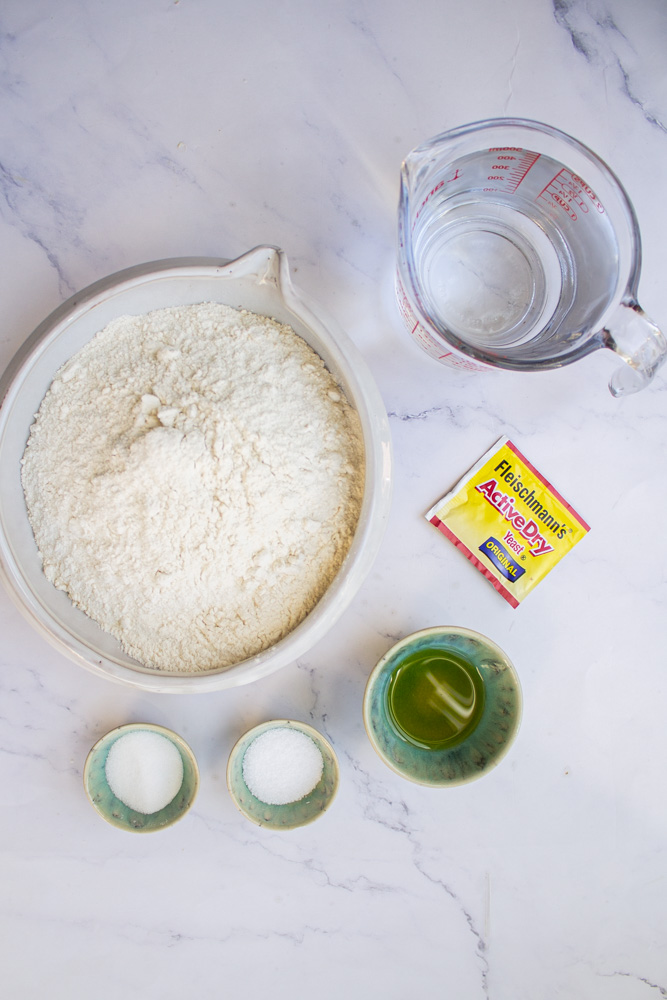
[0,246,392,692]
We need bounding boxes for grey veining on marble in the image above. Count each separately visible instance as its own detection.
[0,1,666,998]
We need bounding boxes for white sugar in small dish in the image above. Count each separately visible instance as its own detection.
[227,719,339,830]
[105,729,184,814]
[242,726,324,805]
[84,723,199,832]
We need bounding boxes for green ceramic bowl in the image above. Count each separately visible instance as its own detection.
[363,627,522,787]
[83,723,199,832]
[226,719,339,830]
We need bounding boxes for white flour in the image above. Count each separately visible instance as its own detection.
[21,303,364,673]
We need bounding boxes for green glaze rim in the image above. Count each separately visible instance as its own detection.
[226,719,339,830]
[363,627,522,787]
[83,722,199,832]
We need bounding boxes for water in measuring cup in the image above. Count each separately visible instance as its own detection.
[407,149,620,355]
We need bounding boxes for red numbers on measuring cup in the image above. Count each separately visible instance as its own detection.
[537,168,605,221]
[484,149,542,191]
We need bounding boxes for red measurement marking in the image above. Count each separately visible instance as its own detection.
[506,151,541,192]
[411,168,463,230]
[484,150,541,193]
[537,168,565,202]
[571,173,605,212]
[535,167,605,221]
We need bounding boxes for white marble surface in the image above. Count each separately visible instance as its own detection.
[1,1,666,998]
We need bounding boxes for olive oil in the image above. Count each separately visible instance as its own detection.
[386,647,486,750]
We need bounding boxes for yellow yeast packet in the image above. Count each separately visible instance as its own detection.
[426,437,590,607]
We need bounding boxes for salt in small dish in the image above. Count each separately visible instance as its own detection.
[83,722,199,832]
[226,719,339,830]
[363,626,522,787]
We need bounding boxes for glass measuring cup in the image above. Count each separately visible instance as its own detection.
[397,118,666,395]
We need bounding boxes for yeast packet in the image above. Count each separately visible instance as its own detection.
[426,437,590,607]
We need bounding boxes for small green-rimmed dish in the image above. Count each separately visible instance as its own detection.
[363,627,522,787]
[226,719,339,830]
[83,722,199,832]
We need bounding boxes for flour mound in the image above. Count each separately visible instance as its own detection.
[21,302,365,673]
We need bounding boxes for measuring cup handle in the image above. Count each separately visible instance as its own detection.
[603,299,667,396]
